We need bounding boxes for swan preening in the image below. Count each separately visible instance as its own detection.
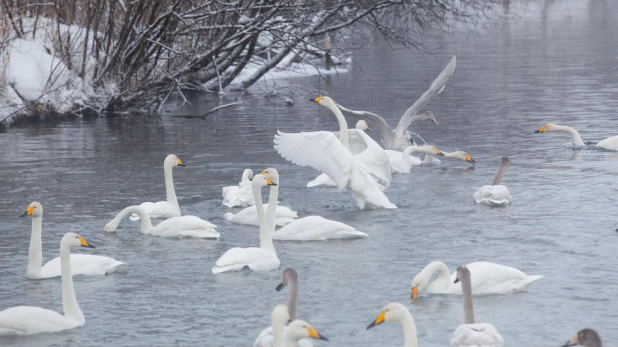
[563,329,603,347]
[410,261,542,298]
[367,302,418,347]
[473,156,512,206]
[535,123,618,150]
[22,202,124,279]
[130,154,184,221]
[224,203,298,227]
[449,265,504,347]
[0,233,94,335]
[385,145,444,173]
[212,172,280,273]
[105,205,219,239]
[274,96,396,210]
[222,169,255,207]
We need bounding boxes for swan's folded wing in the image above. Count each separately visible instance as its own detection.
[274,216,367,240]
[394,55,456,137]
[349,129,392,186]
[466,261,528,293]
[337,104,396,144]
[274,131,354,190]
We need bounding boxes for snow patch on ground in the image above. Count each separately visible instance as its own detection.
[229,61,349,87]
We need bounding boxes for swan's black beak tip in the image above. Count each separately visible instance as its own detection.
[275,283,284,291]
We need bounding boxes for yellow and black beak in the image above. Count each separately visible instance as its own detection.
[307,327,328,341]
[366,310,386,330]
[435,148,445,156]
[79,237,96,248]
[562,334,579,347]
[534,125,546,133]
[310,97,323,103]
[411,286,419,299]
[20,206,34,217]
[177,158,185,166]
[465,154,476,164]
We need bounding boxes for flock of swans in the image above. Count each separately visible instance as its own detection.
[0,54,610,347]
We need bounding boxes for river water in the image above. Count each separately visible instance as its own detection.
[1,1,618,346]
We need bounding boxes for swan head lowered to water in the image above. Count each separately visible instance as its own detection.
[164,154,185,167]
[562,329,603,347]
[21,201,43,217]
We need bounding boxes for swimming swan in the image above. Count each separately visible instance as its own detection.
[105,205,219,239]
[274,96,396,210]
[212,173,280,273]
[222,169,255,207]
[338,55,456,149]
[410,261,542,298]
[307,120,372,188]
[367,302,418,347]
[254,269,313,347]
[260,169,368,241]
[130,154,184,221]
[0,233,95,335]
[450,265,504,347]
[22,202,123,279]
[473,156,512,206]
[223,203,298,227]
[385,145,444,174]
[562,329,603,347]
[422,150,476,166]
[535,123,618,150]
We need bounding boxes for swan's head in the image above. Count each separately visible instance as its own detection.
[271,304,290,325]
[21,201,43,218]
[104,221,118,234]
[276,268,298,291]
[410,273,430,299]
[310,96,336,109]
[252,173,275,188]
[61,232,95,249]
[287,320,328,342]
[563,329,602,347]
[422,111,438,124]
[534,123,558,133]
[260,168,279,186]
[355,120,370,131]
[164,154,185,167]
[367,302,410,329]
[242,169,254,181]
[454,265,471,284]
[449,151,475,164]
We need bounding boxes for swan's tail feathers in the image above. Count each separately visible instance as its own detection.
[129,213,141,221]
[211,263,247,274]
[524,275,543,289]
[223,212,235,222]
[488,199,510,206]
[104,261,126,274]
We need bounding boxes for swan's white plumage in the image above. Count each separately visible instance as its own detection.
[306,173,337,188]
[595,135,618,150]
[536,123,618,150]
[473,185,512,206]
[450,323,504,347]
[224,203,297,227]
[105,206,219,239]
[222,169,255,207]
[273,216,368,241]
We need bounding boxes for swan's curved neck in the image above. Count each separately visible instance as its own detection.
[287,275,299,320]
[402,146,419,167]
[491,159,510,186]
[163,163,179,207]
[400,309,419,347]
[60,243,84,324]
[326,103,349,148]
[266,184,279,233]
[424,261,452,291]
[111,206,153,233]
[27,215,43,277]
[555,125,585,146]
[460,271,475,324]
[253,184,276,254]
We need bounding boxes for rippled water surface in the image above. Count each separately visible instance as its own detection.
[1,1,618,346]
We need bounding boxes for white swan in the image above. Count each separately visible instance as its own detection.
[274,96,396,210]
[255,305,328,347]
[367,302,418,347]
[385,145,444,174]
[307,120,372,188]
[223,203,297,227]
[212,173,280,273]
[473,156,512,206]
[130,154,184,221]
[421,150,476,166]
[22,202,124,279]
[410,261,542,298]
[105,205,219,239]
[535,123,618,150]
[0,233,94,335]
[563,329,603,347]
[254,269,313,347]
[284,320,328,347]
[450,265,504,347]
[222,169,255,207]
[338,55,456,149]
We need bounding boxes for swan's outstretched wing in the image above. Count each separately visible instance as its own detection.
[394,55,456,137]
[348,129,392,186]
[337,104,396,144]
[274,131,354,190]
